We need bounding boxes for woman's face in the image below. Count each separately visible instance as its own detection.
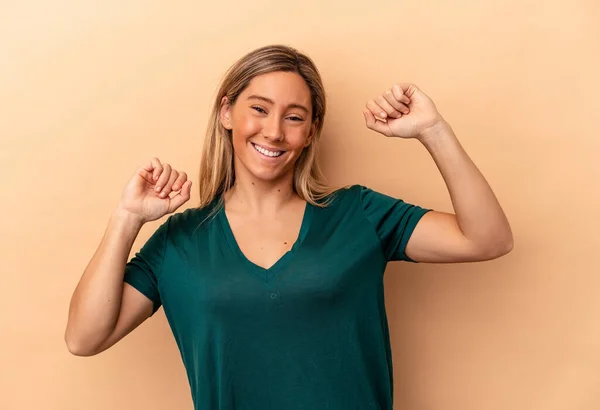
[220,71,315,184]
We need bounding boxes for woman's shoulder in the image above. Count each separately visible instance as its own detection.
[319,184,368,204]
[312,184,367,213]
[318,183,406,215]
[165,198,222,234]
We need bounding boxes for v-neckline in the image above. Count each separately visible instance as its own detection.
[217,199,313,282]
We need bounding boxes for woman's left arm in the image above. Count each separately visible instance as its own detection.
[363,83,513,263]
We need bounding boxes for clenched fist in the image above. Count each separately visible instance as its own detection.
[363,83,444,140]
[117,157,192,224]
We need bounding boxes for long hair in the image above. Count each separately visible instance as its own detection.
[197,45,338,211]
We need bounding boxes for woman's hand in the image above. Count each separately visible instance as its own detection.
[116,157,192,224]
[363,83,444,140]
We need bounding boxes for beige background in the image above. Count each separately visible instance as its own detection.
[2,0,599,409]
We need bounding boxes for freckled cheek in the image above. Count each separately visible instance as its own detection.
[284,127,312,149]
[234,117,262,139]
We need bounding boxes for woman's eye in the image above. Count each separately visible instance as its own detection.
[251,106,302,121]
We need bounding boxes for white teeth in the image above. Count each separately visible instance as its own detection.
[253,143,283,157]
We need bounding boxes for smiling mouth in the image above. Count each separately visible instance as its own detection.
[251,142,285,158]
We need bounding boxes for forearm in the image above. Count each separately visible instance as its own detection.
[419,120,513,250]
[65,209,144,350]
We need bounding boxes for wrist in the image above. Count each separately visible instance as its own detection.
[418,118,454,147]
[112,207,146,229]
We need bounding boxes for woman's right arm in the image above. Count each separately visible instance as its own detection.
[64,209,150,356]
[64,158,191,356]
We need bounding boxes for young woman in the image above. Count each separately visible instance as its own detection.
[65,44,512,409]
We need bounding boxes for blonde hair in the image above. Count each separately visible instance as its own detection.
[197,44,338,210]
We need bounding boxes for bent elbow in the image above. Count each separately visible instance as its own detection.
[64,332,100,357]
[484,234,514,260]
[499,229,514,256]
[503,236,514,255]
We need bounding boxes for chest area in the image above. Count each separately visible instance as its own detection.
[224,208,305,270]
[160,216,386,304]
[160,239,385,329]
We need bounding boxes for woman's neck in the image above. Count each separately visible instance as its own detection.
[223,171,301,216]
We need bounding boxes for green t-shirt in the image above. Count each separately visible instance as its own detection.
[124,184,430,410]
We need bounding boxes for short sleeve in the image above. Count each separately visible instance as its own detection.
[358,185,431,262]
[123,217,170,315]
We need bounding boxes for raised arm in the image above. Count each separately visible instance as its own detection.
[65,158,192,356]
[363,83,513,263]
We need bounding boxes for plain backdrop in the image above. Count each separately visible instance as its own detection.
[1,1,599,409]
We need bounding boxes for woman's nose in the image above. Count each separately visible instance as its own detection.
[262,116,284,141]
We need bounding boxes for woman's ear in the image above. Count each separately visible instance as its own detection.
[219,96,233,130]
[304,122,317,147]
